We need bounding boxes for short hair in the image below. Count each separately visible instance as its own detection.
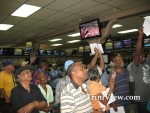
[113,54,122,63]
[36,72,43,80]
[87,67,100,81]
[67,63,76,79]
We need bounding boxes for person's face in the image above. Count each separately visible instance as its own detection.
[37,73,47,85]
[7,64,14,71]
[115,56,124,68]
[73,63,88,82]
[18,69,32,82]
[140,53,146,63]
[53,65,57,70]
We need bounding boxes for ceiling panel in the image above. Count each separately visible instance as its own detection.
[26,0,55,7]
[44,12,72,21]
[2,16,24,25]
[29,8,58,20]
[93,0,112,3]
[31,21,53,28]
[0,0,22,15]
[21,26,38,33]
[17,18,39,27]
[0,15,8,23]
[79,4,113,16]
[63,0,100,13]
[1,30,16,36]
[7,0,27,3]
[8,25,26,32]
[46,0,83,10]
[33,28,50,33]
[44,22,65,29]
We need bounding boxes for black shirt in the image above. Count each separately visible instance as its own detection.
[10,83,46,113]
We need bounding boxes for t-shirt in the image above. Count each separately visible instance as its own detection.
[130,57,150,102]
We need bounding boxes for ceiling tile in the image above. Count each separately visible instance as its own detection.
[0,0,22,15]
[2,16,24,25]
[17,18,39,27]
[46,0,83,10]
[33,28,49,33]
[1,30,16,36]
[44,22,65,29]
[21,27,38,33]
[79,4,112,16]
[8,25,26,32]
[31,21,53,28]
[12,31,27,37]
[0,15,8,23]
[44,12,72,21]
[7,0,27,3]
[26,0,54,7]
[64,0,100,13]
[93,0,112,3]
[29,8,57,20]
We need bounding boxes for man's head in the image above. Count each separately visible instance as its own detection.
[39,59,49,69]
[15,66,34,82]
[113,55,124,68]
[133,51,146,63]
[64,60,74,71]
[36,72,47,85]
[87,67,100,82]
[67,62,88,83]
[52,63,57,70]
[2,60,14,72]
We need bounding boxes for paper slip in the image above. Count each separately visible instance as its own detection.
[143,16,150,36]
[90,43,104,54]
[110,106,125,113]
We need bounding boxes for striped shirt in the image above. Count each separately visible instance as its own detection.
[60,80,93,113]
[109,68,130,107]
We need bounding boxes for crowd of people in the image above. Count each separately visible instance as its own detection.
[0,27,150,113]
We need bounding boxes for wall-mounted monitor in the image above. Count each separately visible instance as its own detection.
[0,48,4,55]
[4,48,14,56]
[105,41,113,50]
[39,50,47,56]
[143,38,150,47]
[78,46,84,53]
[14,48,23,55]
[26,41,32,51]
[114,41,122,49]
[54,50,60,55]
[132,39,137,48]
[79,19,101,40]
[123,39,132,48]
[23,49,30,56]
[47,50,52,55]
[85,45,91,52]
[60,51,66,55]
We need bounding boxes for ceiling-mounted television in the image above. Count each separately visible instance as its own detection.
[105,41,113,50]
[114,41,122,49]
[79,19,101,40]
[123,39,132,48]
[26,41,32,51]
[14,48,23,55]
[4,48,14,56]
[143,38,150,47]
[0,48,4,55]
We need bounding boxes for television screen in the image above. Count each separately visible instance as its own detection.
[47,50,52,55]
[4,48,14,56]
[26,41,32,51]
[79,19,101,40]
[144,38,150,47]
[39,50,47,56]
[78,46,84,53]
[23,49,30,56]
[132,39,137,48]
[0,48,4,55]
[14,48,23,55]
[114,41,122,49]
[60,51,66,55]
[105,42,113,50]
[54,50,60,55]
[123,39,132,48]
[85,45,91,52]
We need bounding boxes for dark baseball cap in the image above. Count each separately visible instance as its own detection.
[39,59,49,63]
[15,66,35,76]
[2,60,14,67]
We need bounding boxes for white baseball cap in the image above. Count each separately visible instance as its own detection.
[21,61,29,66]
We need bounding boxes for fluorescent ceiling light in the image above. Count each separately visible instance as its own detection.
[67,40,81,43]
[118,29,138,34]
[49,39,62,42]
[11,4,41,17]
[0,24,14,30]
[112,24,122,28]
[51,44,62,46]
[68,33,80,37]
[143,16,150,19]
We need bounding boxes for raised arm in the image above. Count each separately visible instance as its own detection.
[87,48,99,69]
[98,51,104,71]
[134,27,144,66]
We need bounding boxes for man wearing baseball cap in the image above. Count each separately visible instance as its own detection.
[0,60,15,113]
[10,66,47,113]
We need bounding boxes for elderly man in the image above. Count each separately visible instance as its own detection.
[60,62,93,113]
[10,66,47,113]
[0,60,15,113]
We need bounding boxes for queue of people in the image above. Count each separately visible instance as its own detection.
[0,27,150,113]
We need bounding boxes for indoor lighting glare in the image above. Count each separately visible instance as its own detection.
[112,24,122,28]
[118,29,138,34]
[67,40,81,43]
[0,24,14,30]
[49,39,62,42]
[51,44,62,46]
[68,33,80,37]
[11,4,41,17]
[143,16,150,19]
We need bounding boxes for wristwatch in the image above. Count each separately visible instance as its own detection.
[34,101,39,107]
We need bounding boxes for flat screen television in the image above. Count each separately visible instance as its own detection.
[0,48,4,55]
[144,38,150,47]
[60,51,66,55]
[79,19,101,40]
[132,39,137,48]
[85,45,91,52]
[39,50,47,56]
[47,50,52,55]
[114,41,122,49]
[123,39,132,48]
[4,48,14,56]
[78,46,84,53]
[14,48,23,55]
[23,49,30,56]
[26,41,32,51]
[54,50,60,55]
[105,41,113,50]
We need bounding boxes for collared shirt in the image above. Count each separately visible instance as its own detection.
[10,83,46,113]
[50,69,62,88]
[38,84,54,113]
[55,75,70,104]
[0,70,15,98]
[60,80,93,113]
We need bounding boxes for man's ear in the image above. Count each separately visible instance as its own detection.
[18,75,20,78]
